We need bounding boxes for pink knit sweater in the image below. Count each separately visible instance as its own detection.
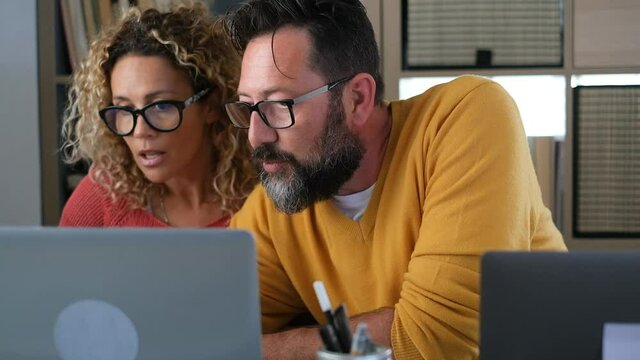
[59,176,229,227]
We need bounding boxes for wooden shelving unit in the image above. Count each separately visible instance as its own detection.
[38,0,69,225]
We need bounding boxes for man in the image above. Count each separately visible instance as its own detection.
[224,1,566,359]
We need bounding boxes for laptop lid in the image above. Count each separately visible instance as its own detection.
[480,251,640,360]
[0,227,262,360]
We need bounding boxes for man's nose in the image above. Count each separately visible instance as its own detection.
[248,112,277,148]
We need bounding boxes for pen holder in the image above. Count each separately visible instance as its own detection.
[316,344,392,360]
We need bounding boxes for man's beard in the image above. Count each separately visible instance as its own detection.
[252,95,364,214]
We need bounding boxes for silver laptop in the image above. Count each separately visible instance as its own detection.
[0,227,262,360]
[481,251,640,360]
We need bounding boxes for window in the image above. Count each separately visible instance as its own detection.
[403,0,563,69]
[573,84,640,237]
[400,75,565,137]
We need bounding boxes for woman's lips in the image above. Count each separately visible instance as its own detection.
[138,150,166,167]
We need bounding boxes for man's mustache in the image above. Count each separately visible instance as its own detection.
[252,144,296,163]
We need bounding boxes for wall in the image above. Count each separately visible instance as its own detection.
[0,0,41,225]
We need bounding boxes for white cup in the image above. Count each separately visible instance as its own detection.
[316,344,392,360]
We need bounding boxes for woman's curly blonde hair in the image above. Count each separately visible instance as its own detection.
[61,2,256,215]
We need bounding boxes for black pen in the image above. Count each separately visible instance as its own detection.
[319,323,342,352]
[333,303,353,353]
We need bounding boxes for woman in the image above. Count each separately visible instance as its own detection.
[59,3,255,227]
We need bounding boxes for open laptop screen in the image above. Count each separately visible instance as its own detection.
[0,227,262,360]
[481,251,640,360]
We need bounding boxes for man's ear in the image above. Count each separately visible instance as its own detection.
[345,73,376,127]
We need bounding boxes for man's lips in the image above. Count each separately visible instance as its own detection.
[261,159,287,173]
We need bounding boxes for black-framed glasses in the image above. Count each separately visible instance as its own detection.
[99,88,211,136]
[223,76,352,129]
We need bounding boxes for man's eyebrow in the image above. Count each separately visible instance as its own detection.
[237,86,296,101]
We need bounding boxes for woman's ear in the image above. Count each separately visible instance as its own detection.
[345,73,376,127]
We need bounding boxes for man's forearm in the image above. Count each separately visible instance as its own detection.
[262,326,321,360]
[262,307,395,359]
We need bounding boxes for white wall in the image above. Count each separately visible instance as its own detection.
[0,0,41,225]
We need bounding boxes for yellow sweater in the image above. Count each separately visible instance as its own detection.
[230,76,566,359]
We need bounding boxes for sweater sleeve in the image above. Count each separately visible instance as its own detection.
[59,175,110,227]
[390,79,564,359]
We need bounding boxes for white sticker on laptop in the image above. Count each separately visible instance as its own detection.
[53,299,139,360]
[603,323,640,360]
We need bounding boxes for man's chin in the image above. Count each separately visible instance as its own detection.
[259,173,310,214]
[259,165,294,182]
[270,196,309,215]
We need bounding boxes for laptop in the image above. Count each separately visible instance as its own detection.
[480,251,640,360]
[0,227,262,360]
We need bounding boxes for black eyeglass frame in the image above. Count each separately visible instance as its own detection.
[99,88,211,136]
[224,76,352,130]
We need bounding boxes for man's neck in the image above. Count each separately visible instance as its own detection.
[337,103,392,195]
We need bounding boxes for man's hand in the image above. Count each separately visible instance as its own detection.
[261,307,395,359]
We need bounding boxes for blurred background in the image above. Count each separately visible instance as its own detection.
[1,0,639,250]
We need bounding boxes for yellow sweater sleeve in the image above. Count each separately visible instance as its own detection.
[388,78,565,359]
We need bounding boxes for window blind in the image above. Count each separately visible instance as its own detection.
[574,86,640,237]
[403,0,563,69]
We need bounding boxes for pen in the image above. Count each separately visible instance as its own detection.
[313,280,335,326]
[333,303,353,353]
[350,322,371,355]
[313,280,354,353]
[319,323,342,352]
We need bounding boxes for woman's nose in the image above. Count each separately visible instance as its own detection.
[130,114,156,138]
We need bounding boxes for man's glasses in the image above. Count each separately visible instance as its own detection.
[99,88,210,136]
[224,76,351,129]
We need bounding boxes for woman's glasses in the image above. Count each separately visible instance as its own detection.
[99,88,210,136]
